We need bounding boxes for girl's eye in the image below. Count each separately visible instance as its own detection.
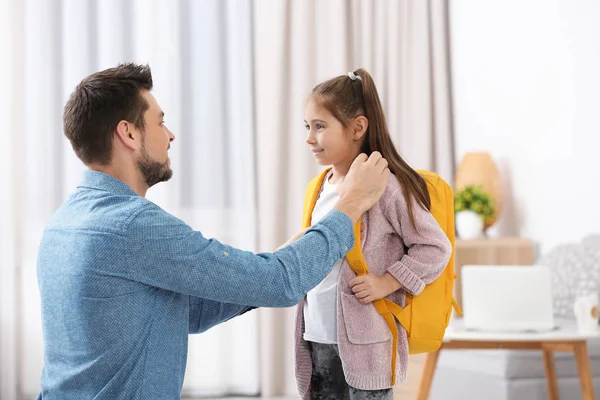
[304,124,310,130]
[316,123,324,130]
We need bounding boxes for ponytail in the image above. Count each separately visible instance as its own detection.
[354,69,431,229]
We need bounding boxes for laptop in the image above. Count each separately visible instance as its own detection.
[461,265,555,332]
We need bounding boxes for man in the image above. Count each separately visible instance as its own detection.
[36,63,390,399]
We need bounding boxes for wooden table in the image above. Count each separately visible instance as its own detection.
[417,319,600,400]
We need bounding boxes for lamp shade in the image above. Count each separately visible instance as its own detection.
[454,152,502,229]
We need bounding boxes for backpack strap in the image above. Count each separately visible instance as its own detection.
[302,169,331,229]
[346,219,404,385]
[452,298,462,315]
[345,221,369,276]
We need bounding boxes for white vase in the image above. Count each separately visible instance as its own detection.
[456,210,484,240]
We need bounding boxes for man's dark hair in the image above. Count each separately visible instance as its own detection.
[63,63,153,165]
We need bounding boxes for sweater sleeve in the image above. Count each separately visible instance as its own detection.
[383,188,452,295]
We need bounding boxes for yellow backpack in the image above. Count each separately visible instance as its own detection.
[302,168,462,385]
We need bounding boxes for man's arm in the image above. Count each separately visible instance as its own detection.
[188,297,254,334]
[124,152,389,308]
[125,207,353,308]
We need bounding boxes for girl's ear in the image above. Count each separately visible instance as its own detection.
[351,115,369,141]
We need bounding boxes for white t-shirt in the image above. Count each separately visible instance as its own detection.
[303,172,342,344]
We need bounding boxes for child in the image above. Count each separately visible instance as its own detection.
[295,69,452,399]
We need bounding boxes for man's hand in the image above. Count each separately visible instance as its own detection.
[334,152,390,225]
[349,272,402,304]
[275,228,310,251]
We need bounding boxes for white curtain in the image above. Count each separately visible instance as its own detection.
[1,0,454,398]
[2,0,259,398]
[253,0,454,395]
[0,1,21,398]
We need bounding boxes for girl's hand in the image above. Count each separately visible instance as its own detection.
[349,272,402,304]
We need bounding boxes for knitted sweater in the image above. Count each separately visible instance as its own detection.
[294,173,452,396]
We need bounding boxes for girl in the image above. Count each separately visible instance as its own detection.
[295,69,452,399]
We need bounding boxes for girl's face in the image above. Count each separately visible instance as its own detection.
[304,96,357,168]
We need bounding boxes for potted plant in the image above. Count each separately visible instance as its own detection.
[454,185,495,239]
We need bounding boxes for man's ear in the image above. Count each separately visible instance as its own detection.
[351,115,369,141]
[114,120,139,151]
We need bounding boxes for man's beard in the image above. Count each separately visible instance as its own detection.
[137,142,173,188]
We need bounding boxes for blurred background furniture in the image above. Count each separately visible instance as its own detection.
[396,237,534,399]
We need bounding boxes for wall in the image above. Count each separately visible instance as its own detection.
[451,0,600,255]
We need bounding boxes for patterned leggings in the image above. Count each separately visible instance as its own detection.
[308,342,394,400]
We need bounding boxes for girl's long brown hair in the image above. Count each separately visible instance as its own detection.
[312,68,430,230]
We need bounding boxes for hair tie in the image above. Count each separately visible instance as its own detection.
[348,71,361,81]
